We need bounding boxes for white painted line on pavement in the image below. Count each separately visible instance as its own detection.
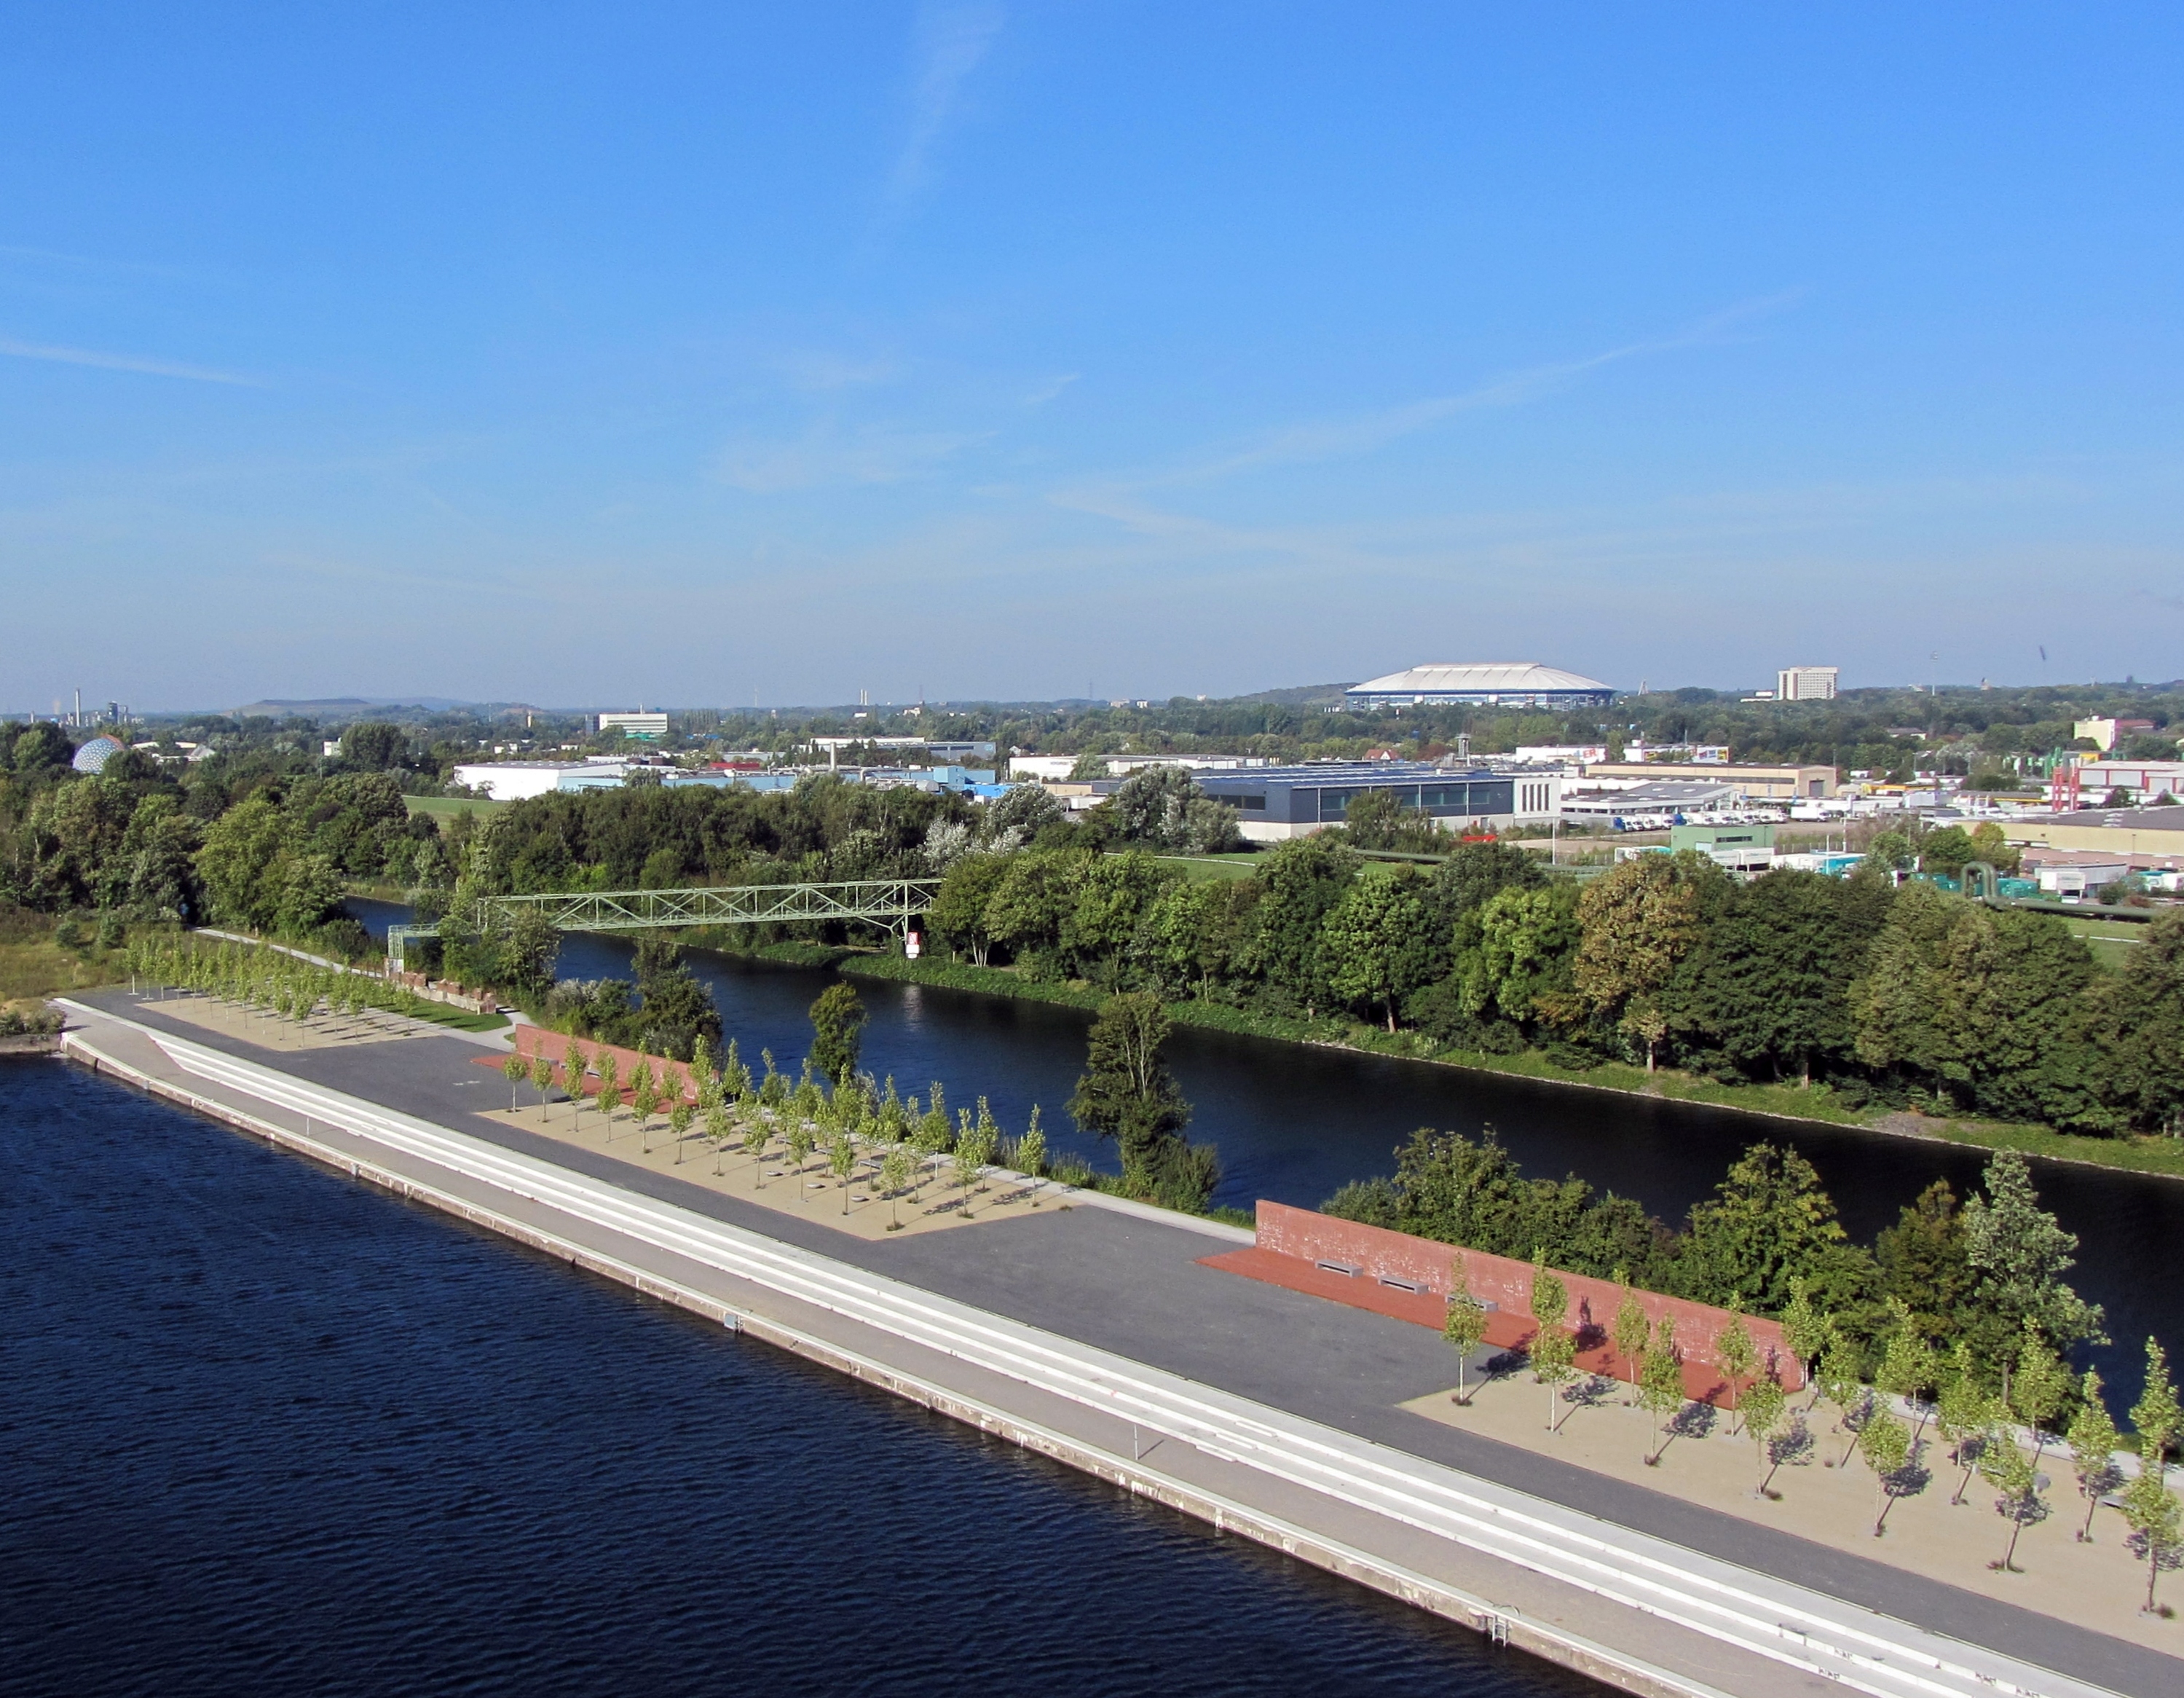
[134,1024,2126,1698]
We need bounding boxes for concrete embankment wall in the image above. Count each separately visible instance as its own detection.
[48,1010,2136,1698]
[53,1028,1708,1698]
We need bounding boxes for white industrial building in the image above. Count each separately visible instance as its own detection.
[452,760,625,801]
[595,711,669,739]
[1775,666,1839,701]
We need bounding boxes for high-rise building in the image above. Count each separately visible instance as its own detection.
[1776,665,1838,701]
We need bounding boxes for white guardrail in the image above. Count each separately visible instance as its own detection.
[145,1029,2118,1698]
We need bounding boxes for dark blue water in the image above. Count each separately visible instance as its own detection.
[346,899,2180,1412]
[0,1061,1601,1697]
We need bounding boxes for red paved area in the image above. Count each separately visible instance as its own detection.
[1200,1245,1749,1406]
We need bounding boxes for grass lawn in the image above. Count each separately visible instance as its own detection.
[2053,912,2153,972]
[0,905,125,1002]
[405,795,509,819]
[1149,852,1272,883]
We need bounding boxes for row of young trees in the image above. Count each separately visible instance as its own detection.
[504,1026,1052,1225]
[125,938,463,1035]
[926,833,2184,1136]
[1445,1261,2184,1605]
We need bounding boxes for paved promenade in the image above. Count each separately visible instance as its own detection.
[57,991,2182,1698]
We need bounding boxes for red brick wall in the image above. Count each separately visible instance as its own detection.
[1255,1201,1802,1393]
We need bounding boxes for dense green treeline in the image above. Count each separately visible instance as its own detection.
[923,831,2184,1139]
[0,720,439,955]
[1325,1132,2100,1385]
[11,711,2182,1147]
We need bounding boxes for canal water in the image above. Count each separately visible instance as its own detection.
[350,900,2180,1411]
[0,1061,1603,1698]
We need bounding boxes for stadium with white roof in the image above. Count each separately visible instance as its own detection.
[1344,663,1615,709]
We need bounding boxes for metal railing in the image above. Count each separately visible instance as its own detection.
[387,877,941,971]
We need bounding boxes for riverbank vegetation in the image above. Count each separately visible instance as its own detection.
[11,709,2183,1160]
[910,828,2184,1144]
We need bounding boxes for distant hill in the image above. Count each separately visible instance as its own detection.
[1224,681,1357,706]
[227,696,473,720]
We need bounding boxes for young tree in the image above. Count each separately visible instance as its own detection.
[563,1043,589,1130]
[1874,1299,1941,1439]
[529,1050,556,1115]
[1778,1276,1829,1404]
[1639,1317,1685,1465]
[704,1101,731,1174]
[952,1113,985,1214]
[880,1142,915,1230]
[2008,1320,2071,1461]
[741,1111,770,1184]
[1858,1404,1914,1537]
[828,1126,857,1213]
[594,1051,620,1136]
[1743,1376,1789,1498]
[1529,1265,1577,1431]
[1937,1343,2001,1506]
[1611,1281,1650,1407]
[668,1098,695,1163]
[630,1058,659,1149]
[1015,1105,1047,1180]
[2067,1369,2124,1544]
[808,982,867,1085]
[501,1048,527,1112]
[1443,1277,1490,1407]
[1980,1440,2046,1573]
[1716,1312,1759,1433]
[1818,1344,1872,1471]
[2132,1339,2182,1479]
[915,1082,953,1156]
[2121,1462,2184,1614]
[785,1117,816,1193]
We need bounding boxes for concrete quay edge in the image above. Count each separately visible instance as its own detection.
[55,1021,1703,1698]
[51,1002,2135,1698]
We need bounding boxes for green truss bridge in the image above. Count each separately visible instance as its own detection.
[385,877,942,972]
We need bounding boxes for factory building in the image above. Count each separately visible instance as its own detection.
[1190,762,1560,842]
[1343,662,1614,710]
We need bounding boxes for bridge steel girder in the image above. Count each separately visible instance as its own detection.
[385,879,942,972]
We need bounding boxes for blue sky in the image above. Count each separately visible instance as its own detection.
[4,4,2180,712]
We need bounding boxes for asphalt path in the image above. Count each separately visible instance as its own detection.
[84,989,2176,1698]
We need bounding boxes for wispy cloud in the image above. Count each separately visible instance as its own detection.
[716,420,987,492]
[1116,291,1803,488]
[886,3,1006,211]
[778,350,904,391]
[0,334,264,387]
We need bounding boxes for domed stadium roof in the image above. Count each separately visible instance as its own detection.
[71,736,125,774]
[1345,663,1614,704]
